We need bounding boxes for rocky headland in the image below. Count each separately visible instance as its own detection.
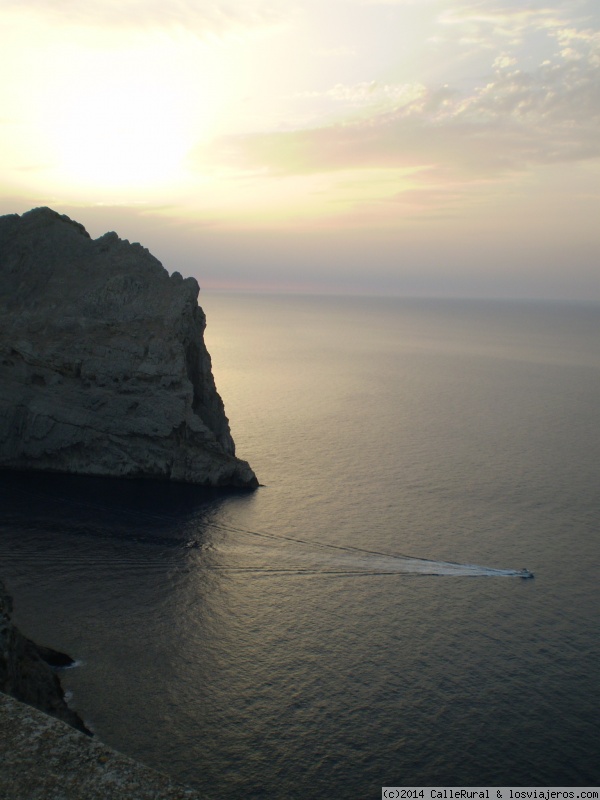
[0,578,88,733]
[1,579,204,799]
[0,207,257,488]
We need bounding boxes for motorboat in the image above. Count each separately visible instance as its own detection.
[519,568,534,579]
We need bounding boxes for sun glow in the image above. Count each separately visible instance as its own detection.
[5,21,230,199]
[46,77,192,191]
[1,1,599,301]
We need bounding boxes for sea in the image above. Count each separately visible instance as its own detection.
[1,294,599,798]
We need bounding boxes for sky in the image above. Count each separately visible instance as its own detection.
[1,0,599,300]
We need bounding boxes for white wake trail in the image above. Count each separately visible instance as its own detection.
[210,529,534,578]
[1,486,534,579]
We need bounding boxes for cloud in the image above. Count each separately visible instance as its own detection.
[492,54,518,69]
[213,29,600,178]
[438,4,566,35]
[552,25,600,62]
[297,81,427,109]
[429,2,573,54]
[0,0,286,35]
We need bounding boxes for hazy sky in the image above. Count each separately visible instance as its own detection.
[1,0,599,300]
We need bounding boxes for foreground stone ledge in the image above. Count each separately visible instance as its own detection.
[0,693,203,800]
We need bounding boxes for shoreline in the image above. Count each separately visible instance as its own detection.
[0,578,204,799]
[0,578,89,734]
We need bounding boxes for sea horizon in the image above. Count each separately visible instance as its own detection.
[1,293,598,796]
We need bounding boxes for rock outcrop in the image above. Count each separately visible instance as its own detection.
[0,693,203,799]
[0,579,89,733]
[0,207,257,488]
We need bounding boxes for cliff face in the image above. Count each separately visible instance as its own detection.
[0,579,89,733]
[0,208,257,488]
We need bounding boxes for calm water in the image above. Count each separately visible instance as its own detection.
[1,295,599,797]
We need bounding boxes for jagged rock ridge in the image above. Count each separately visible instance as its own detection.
[0,207,258,487]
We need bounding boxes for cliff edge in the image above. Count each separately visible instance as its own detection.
[0,578,203,799]
[0,692,203,799]
[0,579,88,734]
[0,208,257,488]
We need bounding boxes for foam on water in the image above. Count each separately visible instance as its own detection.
[0,483,531,579]
[203,521,532,577]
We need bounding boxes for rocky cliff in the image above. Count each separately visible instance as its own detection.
[0,579,89,733]
[0,207,257,487]
[0,692,203,799]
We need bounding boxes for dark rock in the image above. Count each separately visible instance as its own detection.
[35,645,76,669]
[0,579,90,734]
[0,207,258,488]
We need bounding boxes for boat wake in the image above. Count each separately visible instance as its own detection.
[206,522,533,578]
[0,483,533,579]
